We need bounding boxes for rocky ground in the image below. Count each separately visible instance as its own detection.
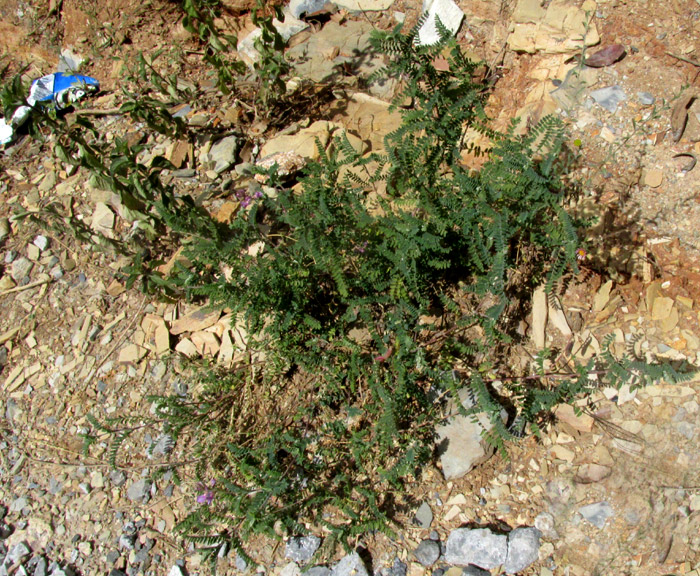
[0,0,700,574]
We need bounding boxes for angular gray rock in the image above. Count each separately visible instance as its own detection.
[331,552,368,576]
[207,136,238,174]
[637,92,655,106]
[505,527,540,574]
[578,501,614,529]
[414,502,433,529]
[435,387,507,480]
[126,479,152,503]
[10,257,33,283]
[413,539,440,567]
[6,541,31,565]
[109,470,127,487]
[285,535,321,564]
[306,568,331,576]
[444,528,507,569]
[380,558,406,576]
[590,85,627,113]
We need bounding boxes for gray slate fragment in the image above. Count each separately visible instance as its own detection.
[578,501,614,529]
[118,534,136,551]
[414,502,433,529]
[208,136,238,174]
[28,556,47,576]
[306,568,331,576]
[9,498,28,513]
[444,528,507,569]
[110,470,127,487]
[414,540,440,567]
[6,542,31,565]
[381,558,406,576]
[435,387,507,480]
[331,553,368,576]
[285,535,321,564]
[126,479,152,503]
[10,257,33,283]
[505,527,540,574]
[590,85,627,113]
[637,91,655,105]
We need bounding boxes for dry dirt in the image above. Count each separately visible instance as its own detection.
[0,0,700,575]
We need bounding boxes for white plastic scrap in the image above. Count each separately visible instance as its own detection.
[417,0,465,46]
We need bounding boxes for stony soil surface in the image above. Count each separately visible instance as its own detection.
[0,0,700,575]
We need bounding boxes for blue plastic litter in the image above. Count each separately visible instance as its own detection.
[1,72,99,145]
[29,72,100,108]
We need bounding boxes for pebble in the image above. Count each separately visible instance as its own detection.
[590,85,627,113]
[285,535,321,564]
[380,558,406,576]
[126,479,151,502]
[10,258,33,283]
[109,470,127,487]
[444,528,507,569]
[28,556,48,576]
[414,502,433,529]
[578,501,614,529]
[234,553,248,571]
[637,91,655,105]
[118,534,136,551]
[10,497,28,514]
[33,236,49,251]
[331,553,368,576]
[6,541,32,564]
[414,539,441,567]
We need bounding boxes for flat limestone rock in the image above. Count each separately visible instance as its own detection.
[508,0,599,54]
[334,93,402,153]
[170,307,221,336]
[260,121,333,160]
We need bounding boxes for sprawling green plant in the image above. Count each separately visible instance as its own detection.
[10,13,684,570]
[90,20,687,565]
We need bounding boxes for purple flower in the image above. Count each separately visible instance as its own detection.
[196,479,215,505]
[354,241,368,254]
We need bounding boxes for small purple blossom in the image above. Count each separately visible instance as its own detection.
[354,241,369,254]
[235,188,264,209]
[196,479,216,505]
